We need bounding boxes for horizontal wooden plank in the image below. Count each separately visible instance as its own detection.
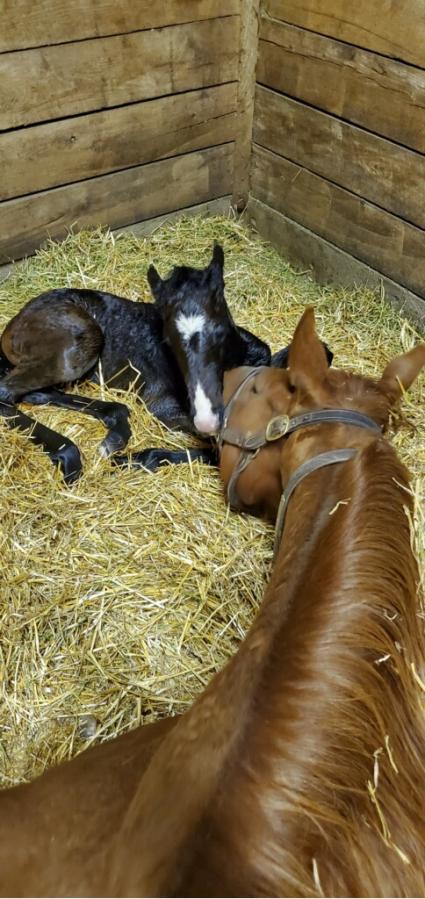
[116,196,232,238]
[247,197,425,331]
[0,1,239,53]
[258,19,425,154]
[0,84,237,201]
[0,197,232,283]
[0,17,239,130]
[253,86,425,230]
[251,144,425,298]
[0,144,234,263]
[265,0,425,69]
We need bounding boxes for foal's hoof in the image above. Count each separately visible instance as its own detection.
[78,715,98,740]
[50,441,82,484]
[99,405,132,457]
[98,431,128,458]
[0,384,14,404]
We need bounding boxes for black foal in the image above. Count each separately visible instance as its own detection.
[0,246,274,482]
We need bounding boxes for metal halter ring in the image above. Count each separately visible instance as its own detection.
[265,415,290,442]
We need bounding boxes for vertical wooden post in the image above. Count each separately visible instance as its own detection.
[232,0,260,212]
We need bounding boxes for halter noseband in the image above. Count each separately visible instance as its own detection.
[218,367,382,555]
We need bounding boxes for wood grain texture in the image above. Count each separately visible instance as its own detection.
[0,144,234,263]
[0,0,239,53]
[257,18,425,153]
[0,17,239,129]
[251,144,425,298]
[265,0,425,69]
[247,197,425,330]
[1,84,236,201]
[116,196,232,237]
[253,86,425,229]
[231,0,260,209]
[0,197,232,283]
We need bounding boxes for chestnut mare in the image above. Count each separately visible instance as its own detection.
[0,308,424,897]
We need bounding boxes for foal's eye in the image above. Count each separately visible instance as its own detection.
[251,383,258,395]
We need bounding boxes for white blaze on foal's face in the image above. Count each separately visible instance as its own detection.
[175,312,220,435]
[176,313,206,342]
[193,382,220,435]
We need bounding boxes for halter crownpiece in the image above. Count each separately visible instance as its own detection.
[218,368,383,555]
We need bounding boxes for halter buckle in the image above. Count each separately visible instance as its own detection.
[265,415,289,442]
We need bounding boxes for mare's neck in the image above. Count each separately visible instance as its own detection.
[111,436,419,895]
[217,435,422,895]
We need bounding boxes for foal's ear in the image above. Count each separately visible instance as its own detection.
[379,344,425,402]
[288,307,329,390]
[147,265,164,302]
[211,242,224,271]
[206,243,225,293]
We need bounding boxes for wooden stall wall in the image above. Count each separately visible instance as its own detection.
[248,0,425,322]
[0,0,239,263]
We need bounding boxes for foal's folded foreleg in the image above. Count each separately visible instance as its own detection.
[111,446,218,472]
[22,389,132,457]
[0,403,82,483]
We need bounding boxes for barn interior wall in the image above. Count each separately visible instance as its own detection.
[1,0,424,327]
[246,0,425,326]
[0,1,239,264]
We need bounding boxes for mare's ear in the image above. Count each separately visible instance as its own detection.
[379,345,425,403]
[147,265,164,302]
[272,340,333,370]
[288,307,329,391]
[206,243,225,294]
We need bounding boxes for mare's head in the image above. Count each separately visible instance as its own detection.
[220,307,425,518]
[147,244,270,436]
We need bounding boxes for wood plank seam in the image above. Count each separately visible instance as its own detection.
[251,136,425,232]
[1,139,235,205]
[0,143,235,262]
[251,141,425,239]
[1,85,238,201]
[246,197,425,329]
[250,144,425,297]
[0,17,240,131]
[0,81,238,138]
[253,86,425,229]
[0,1,240,54]
[254,82,425,161]
[0,15,240,59]
[261,2,425,71]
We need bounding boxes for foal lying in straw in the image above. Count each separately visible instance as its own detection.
[0,308,424,897]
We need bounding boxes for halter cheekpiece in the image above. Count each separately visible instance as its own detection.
[218,367,382,556]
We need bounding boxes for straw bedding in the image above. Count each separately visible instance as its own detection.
[0,214,423,787]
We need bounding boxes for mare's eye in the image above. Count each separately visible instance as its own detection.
[251,383,258,395]
[288,383,296,394]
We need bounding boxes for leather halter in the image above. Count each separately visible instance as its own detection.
[218,368,382,555]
